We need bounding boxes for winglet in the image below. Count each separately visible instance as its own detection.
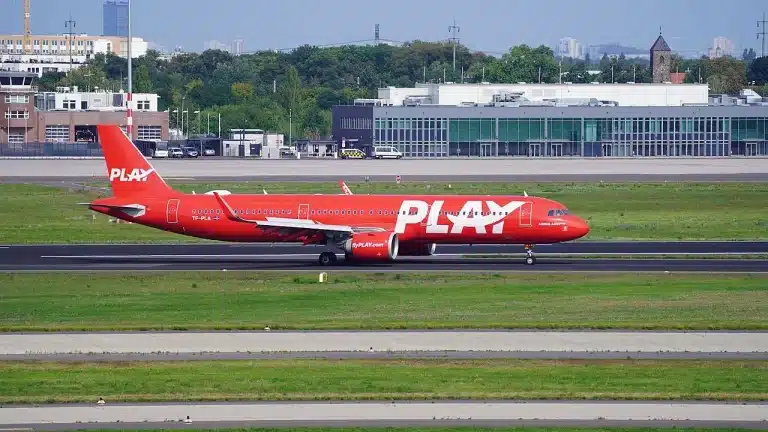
[339,180,353,195]
[524,191,528,197]
[211,192,241,222]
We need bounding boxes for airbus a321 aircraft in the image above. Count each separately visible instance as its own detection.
[86,124,590,266]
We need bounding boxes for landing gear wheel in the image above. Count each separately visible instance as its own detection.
[524,244,536,266]
[318,251,337,266]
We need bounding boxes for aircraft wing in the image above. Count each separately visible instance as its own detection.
[212,192,355,235]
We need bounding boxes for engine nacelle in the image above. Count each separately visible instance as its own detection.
[343,232,399,261]
[397,242,437,256]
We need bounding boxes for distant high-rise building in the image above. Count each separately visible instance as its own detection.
[557,37,583,59]
[103,0,128,37]
[233,39,244,56]
[204,40,231,52]
[708,36,734,58]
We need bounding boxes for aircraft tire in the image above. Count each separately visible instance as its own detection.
[319,252,337,266]
[525,256,536,266]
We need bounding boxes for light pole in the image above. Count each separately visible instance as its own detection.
[289,108,292,149]
[127,0,132,137]
[182,110,188,138]
[207,112,210,135]
[171,108,178,133]
[194,110,201,153]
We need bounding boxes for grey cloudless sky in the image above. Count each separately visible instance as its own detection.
[2,0,766,56]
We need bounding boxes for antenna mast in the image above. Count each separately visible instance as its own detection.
[759,12,767,58]
[448,18,460,71]
[64,16,76,74]
[23,0,31,54]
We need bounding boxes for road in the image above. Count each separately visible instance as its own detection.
[2,330,765,356]
[2,401,766,430]
[2,242,767,272]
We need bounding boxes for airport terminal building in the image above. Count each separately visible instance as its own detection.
[332,82,768,158]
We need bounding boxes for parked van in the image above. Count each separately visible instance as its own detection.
[371,146,403,159]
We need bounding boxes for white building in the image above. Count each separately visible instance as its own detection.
[370,82,710,107]
[222,128,286,158]
[35,85,160,112]
[0,34,148,77]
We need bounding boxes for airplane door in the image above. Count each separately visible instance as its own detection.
[519,202,533,227]
[298,204,310,220]
[166,199,180,224]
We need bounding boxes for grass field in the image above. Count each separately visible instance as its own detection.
[1,182,767,243]
[0,359,764,404]
[2,272,766,331]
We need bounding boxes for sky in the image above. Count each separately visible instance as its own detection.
[2,0,766,57]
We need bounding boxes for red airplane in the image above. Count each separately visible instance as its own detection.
[86,124,590,266]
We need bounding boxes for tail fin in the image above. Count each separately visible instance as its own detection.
[97,124,173,198]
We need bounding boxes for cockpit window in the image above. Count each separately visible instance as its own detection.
[547,208,571,217]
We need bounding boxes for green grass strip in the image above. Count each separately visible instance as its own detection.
[0,359,764,404]
[2,182,768,243]
[1,273,766,331]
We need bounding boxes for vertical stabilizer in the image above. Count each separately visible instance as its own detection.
[97,124,173,198]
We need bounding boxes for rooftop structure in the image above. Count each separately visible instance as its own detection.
[363,82,710,108]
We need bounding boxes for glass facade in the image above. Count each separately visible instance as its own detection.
[373,113,768,157]
[374,118,449,157]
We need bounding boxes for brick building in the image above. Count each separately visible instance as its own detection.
[1,71,168,147]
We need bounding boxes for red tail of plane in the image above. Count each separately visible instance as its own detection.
[97,124,173,198]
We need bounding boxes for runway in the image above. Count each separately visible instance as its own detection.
[2,242,768,272]
[2,330,766,356]
[2,401,766,430]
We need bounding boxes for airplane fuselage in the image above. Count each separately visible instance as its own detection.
[93,192,588,246]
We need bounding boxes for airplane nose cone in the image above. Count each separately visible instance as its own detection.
[570,217,590,239]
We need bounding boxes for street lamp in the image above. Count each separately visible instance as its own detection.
[194,110,201,153]
[182,109,188,138]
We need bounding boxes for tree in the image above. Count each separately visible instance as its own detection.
[133,64,153,93]
[41,39,753,141]
[747,57,768,85]
[231,82,254,103]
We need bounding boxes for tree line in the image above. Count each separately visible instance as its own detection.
[35,41,768,142]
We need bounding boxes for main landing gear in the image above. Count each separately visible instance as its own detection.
[524,244,536,266]
[318,251,338,266]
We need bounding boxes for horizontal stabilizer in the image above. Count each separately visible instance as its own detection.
[81,202,146,217]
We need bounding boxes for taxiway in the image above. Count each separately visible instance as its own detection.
[2,330,766,356]
[2,401,766,430]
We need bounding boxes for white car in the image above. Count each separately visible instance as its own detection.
[203,147,216,156]
[371,146,403,159]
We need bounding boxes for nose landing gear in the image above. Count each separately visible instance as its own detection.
[524,244,536,265]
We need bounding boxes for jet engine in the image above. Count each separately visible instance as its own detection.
[343,232,399,261]
[397,242,437,256]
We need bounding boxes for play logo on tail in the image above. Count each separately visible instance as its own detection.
[97,124,171,197]
[109,167,155,182]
